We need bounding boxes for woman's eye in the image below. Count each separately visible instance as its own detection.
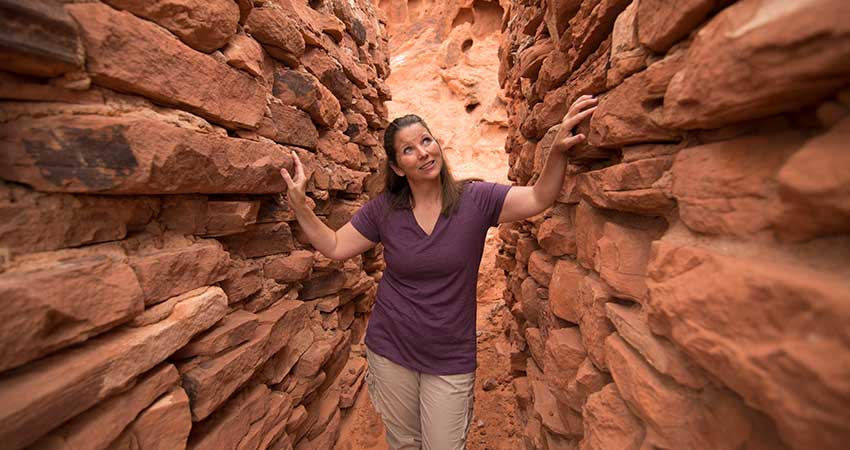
[403,148,413,154]
[423,138,432,144]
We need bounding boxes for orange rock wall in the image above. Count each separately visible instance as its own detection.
[0,0,390,449]
[498,1,850,449]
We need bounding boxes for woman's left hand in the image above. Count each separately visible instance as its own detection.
[552,94,598,154]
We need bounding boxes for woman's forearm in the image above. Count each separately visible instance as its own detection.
[291,202,338,258]
[531,147,570,209]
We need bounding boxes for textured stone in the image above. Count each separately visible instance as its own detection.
[106,387,192,450]
[636,0,714,53]
[662,0,850,129]
[263,250,315,283]
[187,383,270,450]
[219,259,263,304]
[128,239,231,305]
[201,201,261,237]
[223,33,268,79]
[575,275,615,370]
[594,221,660,302]
[0,0,83,77]
[671,132,806,241]
[0,114,293,194]
[537,206,576,257]
[219,222,295,258]
[258,102,319,149]
[606,302,708,390]
[67,4,266,129]
[574,201,607,270]
[273,68,342,128]
[548,258,585,323]
[101,0,239,53]
[0,253,144,373]
[542,327,586,410]
[528,250,556,286]
[577,156,675,215]
[0,286,227,449]
[776,116,850,241]
[173,310,258,359]
[565,357,609,412]
[607,1,648,88]
[606,333,765,450]
[29,363,179,450]
[244,5,306,65]
[579,383,644,450]
[646,242,850,450]
[568,0,630,70]
[589,45,685,148]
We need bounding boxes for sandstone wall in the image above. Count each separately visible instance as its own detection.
[0,0,390,449]
[498,1,850,449]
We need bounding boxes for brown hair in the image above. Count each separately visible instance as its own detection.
[382,114,473,216]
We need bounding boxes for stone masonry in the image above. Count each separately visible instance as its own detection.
[0,0,390,449]
[498,1,850,449]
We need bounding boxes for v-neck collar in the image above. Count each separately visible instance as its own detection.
[409,208,442,238]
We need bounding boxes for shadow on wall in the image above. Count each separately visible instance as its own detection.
[379,0,504,40]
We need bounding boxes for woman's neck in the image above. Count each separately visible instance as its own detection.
[408,177,442,209]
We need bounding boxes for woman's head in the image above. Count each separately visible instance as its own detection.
[382,114,465,214]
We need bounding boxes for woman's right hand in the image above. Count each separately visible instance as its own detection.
[280,150,307,210]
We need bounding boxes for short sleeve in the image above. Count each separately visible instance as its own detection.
[467,181,512,227]
[350,193,386,243]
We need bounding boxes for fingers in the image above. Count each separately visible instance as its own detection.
[556,133,586,152]
[280,168,293,189]
[563,105,598,130]
[566,95,598,118]
[292,150,306,180]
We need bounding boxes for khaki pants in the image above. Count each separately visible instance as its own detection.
[366,348,475,450]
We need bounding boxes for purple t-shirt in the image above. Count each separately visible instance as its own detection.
[350,181,511,375]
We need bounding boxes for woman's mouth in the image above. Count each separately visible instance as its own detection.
[419,160,436,170]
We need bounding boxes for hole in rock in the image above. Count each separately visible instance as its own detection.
[466,102,480,113]
[461,39,474,52]
[471,0,504,36]
[641,97,664,111]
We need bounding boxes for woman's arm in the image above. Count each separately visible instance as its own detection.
[498,95,598,223]
[280,151,376,260]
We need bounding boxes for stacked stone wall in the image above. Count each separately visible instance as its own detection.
[0,0,391,449]
[498,1,850,449]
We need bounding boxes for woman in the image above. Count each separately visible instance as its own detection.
[280,95,597,450]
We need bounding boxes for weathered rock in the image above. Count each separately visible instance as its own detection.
[542,327,586,410]
[645,242,850,450]
[606,303,708,389]
[263,250,315,283]
[255,327,314,386]
[0,184,157,255]
[607,1,648,88]
[671,131,806,241]
[317,130,362,170]
[607,333,768,450]
[565,357,609,412]
[0,114,293,194]
[520,277,543,327]
[636,0,714,53]
[662,0,850,130]
[577,156,675,215]
[0,286,227,449]
[0,253,144,373]
[589,45,686,148]
[574,201,607,270]
[187,383,270,450]
[575,275,615,370]
[101,0,240,53]
[219,222,295,258]
[129,239,231,305]
[579,383,644,450]
[66,4,266,129]
[273,68,342,128]
[568,0,630,70]
[528,250,556,286]
[106,387,192,450]
[594,220,660,302]
[223,33,268,79]
[173,310,259,359]
[537,206,576,257]
[548,258,585,323]
[776,117,850,241]
[219,259,263,304]
[0,0,84,77]
[201,201,261,237]
[29,363,179,450]
[258,101,319,149]
[244,5,306,65]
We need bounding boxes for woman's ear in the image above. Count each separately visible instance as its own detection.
[389,162,405,177]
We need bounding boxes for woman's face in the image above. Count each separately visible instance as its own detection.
[390,122,443,182]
